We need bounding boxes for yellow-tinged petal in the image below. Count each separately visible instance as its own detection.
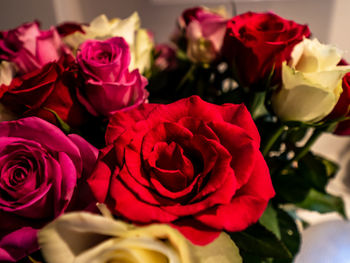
[130,28,153,73]
[193,232,242,263]
[290,38,342,72]
[38,212,241,263]
[0,61,16,86]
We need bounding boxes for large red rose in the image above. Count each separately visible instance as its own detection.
[0,55,88,127]
[87,96,275,245]
[223,12,310,88]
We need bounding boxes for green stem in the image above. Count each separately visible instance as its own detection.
[276,128,323,174]
[291,128,323,163]
[176,64,197,92]
[262,124,286,157]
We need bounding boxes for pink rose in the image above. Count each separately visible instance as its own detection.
[76,37,148,117]
[154,44,177,71]
[178,7,228,63]
[0,21,71,74]
[0,117,98,262]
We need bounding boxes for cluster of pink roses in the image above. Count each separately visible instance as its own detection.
[0,5,349,263]
[0,21,148,128]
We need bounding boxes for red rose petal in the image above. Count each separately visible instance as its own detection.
[194,152,274,231]
[171,219,220,246]
[109,168,178,223]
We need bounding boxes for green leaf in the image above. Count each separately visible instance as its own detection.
[298,153,329,193]
[321,157,339,179]
[249,91,267,119]
[286,126,308,144]
[259,203,281,239]
[239,252,273,263]
[276,209,301,256]
[43,107,71,134]
[296,189,347,219]
[229,223,292,259]
[272,167,311,204]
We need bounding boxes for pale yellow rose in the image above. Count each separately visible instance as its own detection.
[38,212,242,263]
[63,13,153,74]
[272,38,350,122]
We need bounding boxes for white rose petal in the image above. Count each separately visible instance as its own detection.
[38,211,242,263]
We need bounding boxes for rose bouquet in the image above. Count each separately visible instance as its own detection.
[0,5,349,263]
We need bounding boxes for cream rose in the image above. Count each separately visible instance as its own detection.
[63,13,153,74]
[38,211,241,263]
[272,38,350,122]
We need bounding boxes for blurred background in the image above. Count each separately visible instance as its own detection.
[1,0,350,261]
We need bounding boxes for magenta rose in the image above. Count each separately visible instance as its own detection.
[0,117,98,262]
[76,37,148,117]
[0,21,71,74]
[178,7,228,63]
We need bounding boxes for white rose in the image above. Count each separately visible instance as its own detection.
[38,212,242,263]
[63,13,153,74]
[272,38,350,122]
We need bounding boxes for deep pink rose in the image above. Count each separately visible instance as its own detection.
[76,37,148,117]
[0,21,71,74]
[154,44,177,71]
[88,96,275,245]
[0,117,98,262]
[178,7,228,63]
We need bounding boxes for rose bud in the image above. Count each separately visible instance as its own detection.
[178,6,228,64]
[0,21,71,74]
[272,38,350,123]
[223,12,310,88]
[154,44,177,71]
[76,37,148,117]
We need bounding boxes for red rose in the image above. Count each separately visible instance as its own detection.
[56,22,84,37]
[223,12,310,87]
[327,72,350,135]
[0,55,88,127]
[87,96,274,245]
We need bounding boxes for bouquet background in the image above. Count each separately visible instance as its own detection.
[1,0,350,262]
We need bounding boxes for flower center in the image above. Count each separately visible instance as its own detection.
[10,168,26,186]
